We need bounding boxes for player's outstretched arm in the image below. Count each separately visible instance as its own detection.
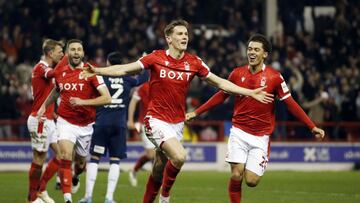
[82,62,143,78]
[69,86,111,106]
[283,97,325,140]
[205,74,274,104]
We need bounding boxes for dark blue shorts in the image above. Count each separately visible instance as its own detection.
[90,125,127,159]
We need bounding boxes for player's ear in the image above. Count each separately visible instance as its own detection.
[263,51,268,59]
[165,35,172,45]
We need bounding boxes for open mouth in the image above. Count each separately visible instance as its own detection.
[248,55,257,62]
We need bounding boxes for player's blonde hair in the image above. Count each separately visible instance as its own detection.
[42,39,64,56]
[164,19,189,36]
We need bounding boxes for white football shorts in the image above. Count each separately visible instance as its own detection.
[56,116,94,157]
[27,115,58,152]
[143,116,184,149]
[225,127,270,176]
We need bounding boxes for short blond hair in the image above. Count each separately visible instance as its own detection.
[42,39,64,55]
[164,19,189,36]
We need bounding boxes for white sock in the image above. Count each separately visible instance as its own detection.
[85,162,99,198]
[106,163,120,200]
[64,193,72,202]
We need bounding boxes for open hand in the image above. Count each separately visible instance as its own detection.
[80,63,96,78]
[250,86,274,104]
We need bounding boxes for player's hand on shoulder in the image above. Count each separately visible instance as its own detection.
[311,127,325,141]
[80,63,96,78]
[69,97,83,106]
[251,86,274,104]
[185,112,197,122]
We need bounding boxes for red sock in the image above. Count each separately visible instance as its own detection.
[142,175,162,203]
[161,161,180,197]
[228,178,242,203]
[134,155,151,172]
[38,158,60,192]
[59,159,72,194]
[28,163,43,201]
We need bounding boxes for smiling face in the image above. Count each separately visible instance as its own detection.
[247,41,268,68]
[166,25,188,52]
[67,42,84,67]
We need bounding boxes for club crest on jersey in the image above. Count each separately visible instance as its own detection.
[184,61,190,70]
[165,61,169,66]
[260,77,266,86]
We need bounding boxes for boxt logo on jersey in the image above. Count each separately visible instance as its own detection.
[58,83,85,91]
[159,69,192,81]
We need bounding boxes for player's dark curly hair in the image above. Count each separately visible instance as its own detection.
[247,34,272,54]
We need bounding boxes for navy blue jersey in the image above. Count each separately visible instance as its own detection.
[95,70,148,126]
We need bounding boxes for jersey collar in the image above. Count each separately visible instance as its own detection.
[39,60,49,67]
[248,64,266,72]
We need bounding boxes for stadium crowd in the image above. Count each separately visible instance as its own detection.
[0,0,359,140]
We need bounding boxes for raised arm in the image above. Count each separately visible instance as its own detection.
[84,61,143,77]
[37,88,59,119]
[205,74,273,104]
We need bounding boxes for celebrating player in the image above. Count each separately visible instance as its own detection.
[82,20,273,203]
[38,39,111,203]
[186,34,325,203]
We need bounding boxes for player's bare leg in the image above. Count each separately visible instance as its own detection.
[228,163,245,203]
[58,140,75,203]
[158,138,187,202]
[72,153,87,194]
[142,149,167,203]
[38,143,61,203]
[244,169,262,187]
[28,150,46,202]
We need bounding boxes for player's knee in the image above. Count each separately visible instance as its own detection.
[245,177,260,187]
[231,170,244,181]
[171,151,186,168]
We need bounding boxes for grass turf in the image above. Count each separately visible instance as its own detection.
[1,171,359,203]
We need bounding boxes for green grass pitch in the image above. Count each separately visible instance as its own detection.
[1,171,359,203]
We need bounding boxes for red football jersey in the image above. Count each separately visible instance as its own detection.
[30,61,55,119]
[229,65,290,136]
[54,64,105,126]
[133,82,150,123]
[139,50,211,123]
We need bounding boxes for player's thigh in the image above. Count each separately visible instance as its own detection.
[89,125,108,157]
[225,127,250,164]
[108,126,127,159]
[245,136,270,178]
[143,116,184,149]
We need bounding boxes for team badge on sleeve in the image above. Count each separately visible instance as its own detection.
[281,81,289,93]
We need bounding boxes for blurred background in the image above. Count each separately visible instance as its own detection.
[0,0,359,171]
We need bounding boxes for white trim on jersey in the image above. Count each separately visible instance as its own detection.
[204,72,212,79]
[279,93,291,101]
[39,60,50,67]
[96,75,104,84]
[137,60,145,69]
[96,83,107,90]
[44,68,52,78]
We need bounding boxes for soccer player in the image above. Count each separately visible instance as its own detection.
[38,39,111,203]
[127,81,155,187]
[27,39,65,203]
[82,20,273,203]
[78,52,148,203]
[186,34,325,203]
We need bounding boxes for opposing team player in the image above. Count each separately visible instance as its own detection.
[78,52,148,203]
[186,34,325,203]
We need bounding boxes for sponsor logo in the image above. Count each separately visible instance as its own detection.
[58,83,85,91]
[303,147,330,162]
[159,69,192,81]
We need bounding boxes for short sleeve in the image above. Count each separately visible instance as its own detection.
[91,75,106,89]
[138,52,157,69]
[275,74,291,100]
[195,57,211,78]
